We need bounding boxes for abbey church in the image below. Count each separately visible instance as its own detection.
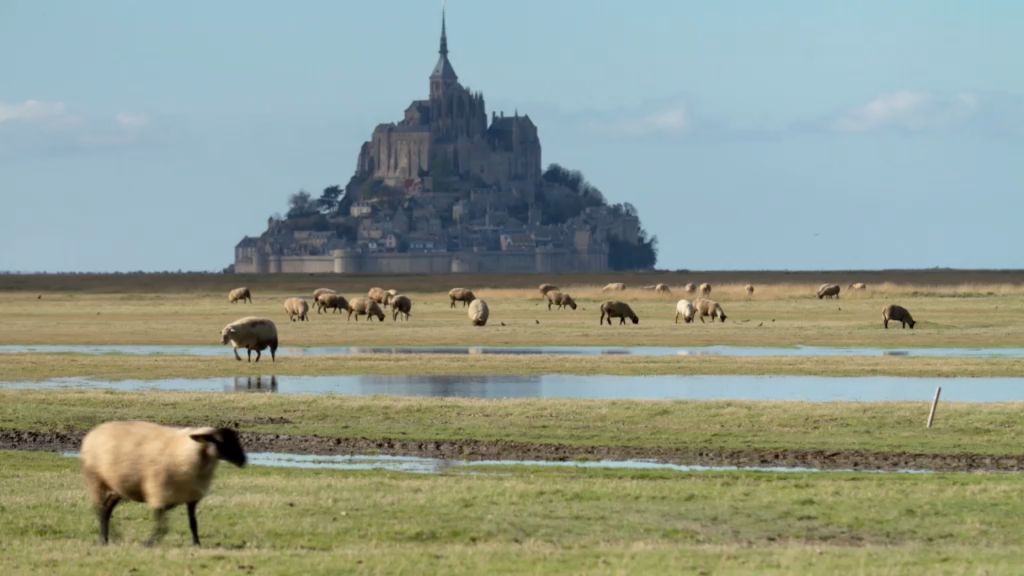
[233,9,641,275]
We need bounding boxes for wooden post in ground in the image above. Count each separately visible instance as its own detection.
[927,386,942,429]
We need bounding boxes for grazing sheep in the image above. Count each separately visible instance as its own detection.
[849,282,867,291]
[655,283,672,295]
[283,297,309,321]
[317,293,350,314]
[468,299,489,326]
[745,284,755,296]
[80,420,247,546]
[883,304,916,329]
[367,287,388,307]
[699,283,712,297]
[347,297,385,322]
[684,283,697,294]
[545,291,577,310]
[602,282,627,293]
[599,300,639,325]
[311,288,336,302]
[675,299,696,324]
[382,288,400,308]
[391,294,412,321]
[227,287,251,304]
[220,317,278,362]
[449,287,476,308]
[538,283,560,296]
[817,284,841,300]
[694,298,727,323]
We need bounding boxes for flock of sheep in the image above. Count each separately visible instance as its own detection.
[78,278,919,546]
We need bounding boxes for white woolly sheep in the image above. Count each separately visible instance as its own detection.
[817,284,841,300]
[367,287,388,306]
[227,287,251,304]
[382,288,400,308]
[538,283,560,296]
[694,298,727,323]
[468,299,489,326]
[849,282,867,291]
[684,283,697,294]
[449,287,476,308]
[699,283,712,297]
[220,316,278,362]
[317,293,350,314]
[674,299,695,324]
[283,297,309,321]
[80,420,247,546]
[655,283,672,295]
[348,297,385,322]
[602,282,627,292]
[745,284,754,295]
[311,288,336,302]
[391,294,412,321]
[599,300,639,325]
[883,304,916,329]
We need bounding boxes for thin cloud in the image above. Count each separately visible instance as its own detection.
[0,101,157,159]
[833,90,977,133]
[0,100,66,124]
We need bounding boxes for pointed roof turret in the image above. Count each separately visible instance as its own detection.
[430,5,458,83]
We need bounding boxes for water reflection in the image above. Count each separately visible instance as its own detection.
[4,344,1024,358]
[8,374,1024,402]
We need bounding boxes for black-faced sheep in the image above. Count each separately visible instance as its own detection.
[675,299,695,323]
[538,283,559,296]
[317,293,350,314]
[449,287,476,308]
[599,300,639,325]
[817,284,841,300]
[382,288,399,308]
[545,291,577,310]
[883,304,916,329]
[699,283,712,297]
[283,297,309,321]
[348,297,385,322]
[468,299,489,326]
[391,294,412,321]
[228,287,251,304]
[220,316,278,362]
[694,298,727,323]
[80,420,247,546]
[602,282,627,293]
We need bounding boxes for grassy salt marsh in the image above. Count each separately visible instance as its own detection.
[3,450,1024,575]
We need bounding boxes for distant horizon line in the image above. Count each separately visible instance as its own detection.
[2,267,1023,276]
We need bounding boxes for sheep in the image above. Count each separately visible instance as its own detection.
[391,294,412,321]
[449,287,476,308]
[849,282,867,291]
[382,288,400,308]
[227,287,251,304]
[654,283,672,295]
[883,304,916,329]
[283,297,309,321]
[817,284,841,300]
[675,299,695,323]
[545,290,577,310]
[367,287,388,307]
[468,299,489,326]
[745,284,755,296]
[694,298,727,323]
[599,300,639,325]
[683,283,697,294]
[220,316,278,362]
[317,293,350,314]
[699,283,712,297]
[602,282,627,292]
[311,288,336,302]
[538,283,560,296]
[80,420,247,546]
[347,297,385,322]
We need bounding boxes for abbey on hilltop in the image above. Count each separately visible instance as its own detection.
[232,8,656,275]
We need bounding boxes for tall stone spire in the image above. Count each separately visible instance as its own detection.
[439,6,448,56]
[430,3,458,90]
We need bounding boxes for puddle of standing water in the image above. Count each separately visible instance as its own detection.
[59,451,928,475]
[8,373,1024,402]
[3,344,1024,358]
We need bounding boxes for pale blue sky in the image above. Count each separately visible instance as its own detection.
[1,0,1022,272]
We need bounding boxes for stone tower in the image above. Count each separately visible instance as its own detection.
[429,9,458,100]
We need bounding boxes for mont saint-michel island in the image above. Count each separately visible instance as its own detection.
[232,11,657,275]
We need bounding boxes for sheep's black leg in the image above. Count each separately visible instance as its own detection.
[143,506,171,547]
[97,494,120,545]
[255,349,262,362]
[247,348,253,362]
[187,502,200,546]
[233,348,242,361]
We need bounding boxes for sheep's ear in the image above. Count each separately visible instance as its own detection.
[190,433,216,444]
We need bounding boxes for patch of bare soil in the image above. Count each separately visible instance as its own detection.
[5,428,1024,472]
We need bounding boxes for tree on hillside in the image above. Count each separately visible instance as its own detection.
[315,185,345,215]
[286,190,315,219]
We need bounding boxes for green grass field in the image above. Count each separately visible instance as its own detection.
[3,450,1024,575]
